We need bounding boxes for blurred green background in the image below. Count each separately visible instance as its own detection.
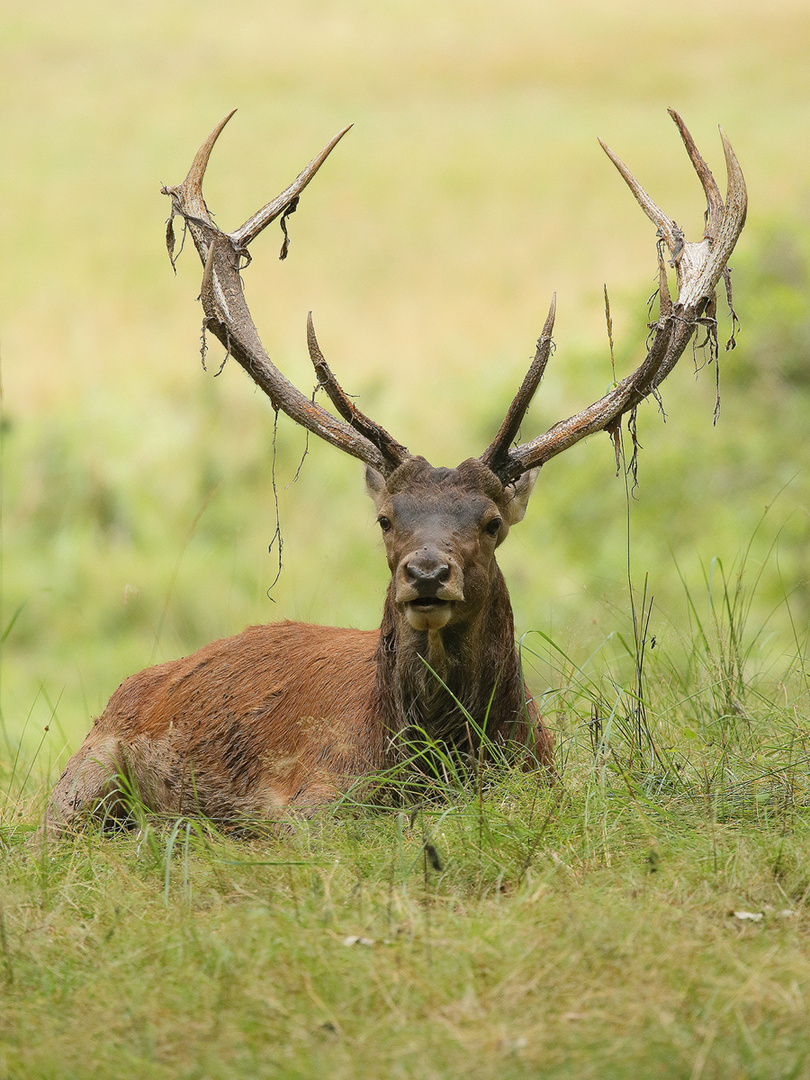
[1,0,808,768]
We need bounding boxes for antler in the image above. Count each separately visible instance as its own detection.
[482,110,747,485]
[161,111,409,476]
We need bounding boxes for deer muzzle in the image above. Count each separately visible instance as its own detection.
[396,548,464,631]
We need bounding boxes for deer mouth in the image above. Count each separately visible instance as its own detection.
[409,597,450,611]
[403,596,455,631]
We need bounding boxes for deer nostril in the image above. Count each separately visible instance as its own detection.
[406,560,450,586]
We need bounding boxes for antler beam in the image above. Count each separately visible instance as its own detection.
[162,112,409,476]
[484,110,747,485]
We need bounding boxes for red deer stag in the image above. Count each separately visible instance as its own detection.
[42,111,746,836]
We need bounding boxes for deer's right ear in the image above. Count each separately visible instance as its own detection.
[365,466,387,509]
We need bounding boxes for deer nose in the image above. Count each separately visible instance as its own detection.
[405,553,451,590]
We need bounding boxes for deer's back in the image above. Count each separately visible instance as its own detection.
[102,621,378,735]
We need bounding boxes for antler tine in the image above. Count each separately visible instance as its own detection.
[598,137,682,254]
[306,313,408,471]
[480,296,556,473]
[487,115,747,486]
[306,313,355,424]
[162,110,237,268]
[177,109,237,222]
[668,108,724,234]
[231,126,353,250]
[164,115,410,477]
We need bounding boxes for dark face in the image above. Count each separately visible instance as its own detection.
[366,457,537,633]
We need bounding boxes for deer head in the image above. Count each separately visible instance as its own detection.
[364,456,536,634]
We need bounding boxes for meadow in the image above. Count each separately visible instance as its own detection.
[1,0,809,1076]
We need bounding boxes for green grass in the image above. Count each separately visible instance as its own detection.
[3,545,809,1078]
[6,806,810,1079]
[2,0,810,1075]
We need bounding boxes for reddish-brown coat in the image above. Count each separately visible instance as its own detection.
[45,617,550,834]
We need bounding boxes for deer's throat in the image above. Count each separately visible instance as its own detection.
[376,571,518,751]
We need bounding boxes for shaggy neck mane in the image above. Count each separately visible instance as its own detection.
[374,563,526,762]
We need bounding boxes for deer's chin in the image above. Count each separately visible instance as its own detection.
[403,599,454,632]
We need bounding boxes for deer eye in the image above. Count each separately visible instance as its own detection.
[484,517,503,537]
[377,515,392,533]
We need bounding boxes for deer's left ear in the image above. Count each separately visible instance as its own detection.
[503,469,539,526]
